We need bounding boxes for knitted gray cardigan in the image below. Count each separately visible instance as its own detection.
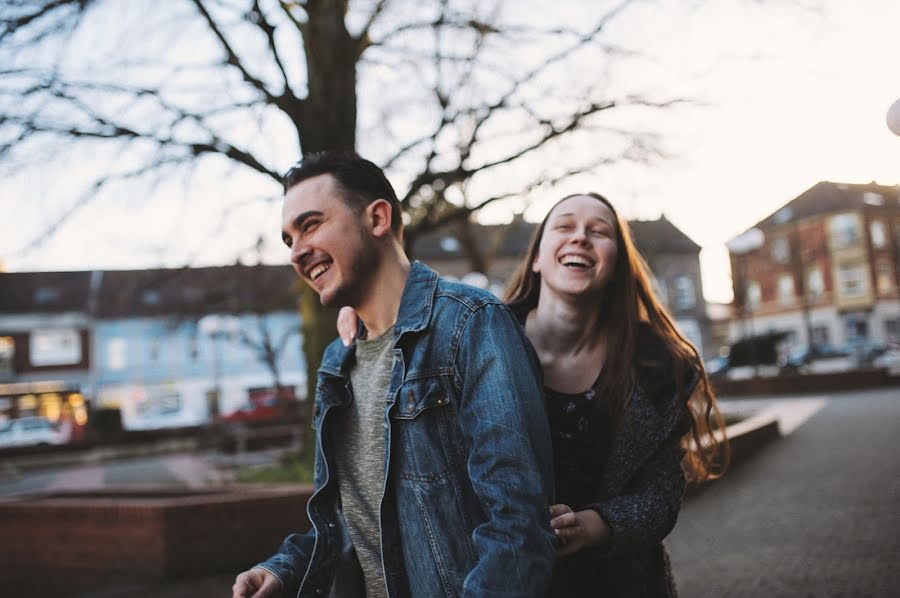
[567,333,698,598]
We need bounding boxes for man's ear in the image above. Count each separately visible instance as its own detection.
[367,199,393,238]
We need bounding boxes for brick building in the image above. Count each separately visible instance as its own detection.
[727,181,900,354]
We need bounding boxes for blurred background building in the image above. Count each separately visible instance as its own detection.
[727,181,900,369]
[0,214,711,437]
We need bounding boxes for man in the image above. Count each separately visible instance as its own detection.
[233,151,554,598]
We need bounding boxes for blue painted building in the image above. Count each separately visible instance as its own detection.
[1,265,306,431]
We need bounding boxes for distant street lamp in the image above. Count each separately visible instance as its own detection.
[887,98,900,136]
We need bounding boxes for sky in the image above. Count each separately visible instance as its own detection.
[2,0,899,304]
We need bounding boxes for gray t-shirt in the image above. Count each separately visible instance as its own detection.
[333,327,394,598]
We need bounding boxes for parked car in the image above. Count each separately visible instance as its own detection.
[0,416,68,449]
[873,348,900,375]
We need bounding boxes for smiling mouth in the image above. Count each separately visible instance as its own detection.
[307,261,332,282]
[558,255,595,269]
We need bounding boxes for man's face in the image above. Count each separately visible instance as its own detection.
[281,174,378,307]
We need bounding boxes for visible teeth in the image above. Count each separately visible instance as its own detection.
[309,263,331,280]
[561,256,592,267]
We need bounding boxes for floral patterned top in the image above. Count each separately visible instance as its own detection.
[544,384,612,509]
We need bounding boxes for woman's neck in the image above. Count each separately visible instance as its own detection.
[526,292,604,357]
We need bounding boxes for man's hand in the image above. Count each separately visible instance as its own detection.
[337,306,358,346]
[232,567,281,598]
[549,503,611,557]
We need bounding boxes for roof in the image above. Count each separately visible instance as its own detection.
[745,181,900,234]
[0,271,93,313]
[0,265,300,318]
[95,265,299,318]
[628,216,702,254]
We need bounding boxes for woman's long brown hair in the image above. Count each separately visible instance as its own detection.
[505,192,728,482]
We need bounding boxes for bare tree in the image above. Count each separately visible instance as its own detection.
[1,0,677,422]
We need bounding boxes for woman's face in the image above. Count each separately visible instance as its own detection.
[532,195,619,300]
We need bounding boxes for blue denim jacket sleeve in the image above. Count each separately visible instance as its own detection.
[453,302,556,597]
[255,529,316,595]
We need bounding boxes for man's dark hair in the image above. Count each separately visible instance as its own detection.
[284,151,403,235]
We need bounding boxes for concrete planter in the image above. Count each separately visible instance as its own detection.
[0,485,313,596]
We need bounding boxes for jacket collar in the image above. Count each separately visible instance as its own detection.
[318,260,438,379]
[394,260,439,336]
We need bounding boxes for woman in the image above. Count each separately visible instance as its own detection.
[338,192,727,596]
[504,192,726,596]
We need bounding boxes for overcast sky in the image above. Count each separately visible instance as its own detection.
[2,0,898,304]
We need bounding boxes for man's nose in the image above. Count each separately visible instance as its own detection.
[290,240,311,266]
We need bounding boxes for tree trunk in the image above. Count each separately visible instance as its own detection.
[293,0,358,459]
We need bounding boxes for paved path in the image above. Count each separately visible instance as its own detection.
[668,387,900,597]
[0,449,283,497]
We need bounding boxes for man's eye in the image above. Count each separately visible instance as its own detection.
[302,220,319,234]
[283,237,292,248]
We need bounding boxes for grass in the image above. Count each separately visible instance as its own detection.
[234,453,314,484]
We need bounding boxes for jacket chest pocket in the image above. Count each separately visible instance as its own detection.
[391,376,460,482]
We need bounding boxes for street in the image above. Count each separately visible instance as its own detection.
[668,387,900,597]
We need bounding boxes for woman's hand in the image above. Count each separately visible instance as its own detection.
[337,306,358,346]
[550,503,611,557]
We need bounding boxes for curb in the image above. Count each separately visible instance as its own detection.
[686,412,781,498]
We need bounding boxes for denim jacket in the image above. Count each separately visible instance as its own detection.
[258,261,555,597]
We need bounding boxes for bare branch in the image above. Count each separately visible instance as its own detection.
[249,0,291,92]
[190,0,279,104]
[354,0,388,56]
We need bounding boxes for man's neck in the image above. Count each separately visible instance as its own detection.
[355,247,410,338]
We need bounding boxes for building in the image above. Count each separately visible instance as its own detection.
[0,271,94,428]
[727,181,900,355]
[0,265,306,431]
[412,214,713,357]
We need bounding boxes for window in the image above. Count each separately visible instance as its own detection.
[673,276,696,309]
[811,326,830,349]
[107,338,127,371]
[34,287,60,305]
[30,329,81,366]
[876,260,894,294]
[189,335,200,362]
[886,319,900,344]
[807,267,825,301]
[862,192,884,206]
[142,290,161,306]
[652,277,668,305]
[439,236,461,252]
[777,275,795,306]
[870,220,887,249]
[746,281,762,309]
[830,213,862,248]
[771,237,790,264]
[148,338,160,364]
[0,336,13,377]
[837,264,868,298]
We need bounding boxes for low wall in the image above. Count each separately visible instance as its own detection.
[713,370,899,397]
[0,485,313,596]
[686,413,781,498]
